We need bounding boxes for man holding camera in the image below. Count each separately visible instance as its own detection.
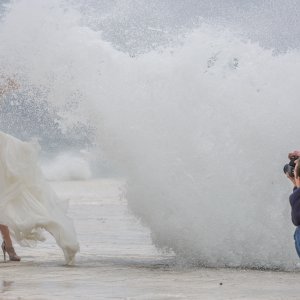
[286,151,300,257]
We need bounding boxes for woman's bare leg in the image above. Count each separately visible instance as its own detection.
[0,225,13,247]
[0,225,20,261]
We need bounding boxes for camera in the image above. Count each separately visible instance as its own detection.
[284,156,299,177]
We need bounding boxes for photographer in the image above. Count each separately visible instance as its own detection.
[286,151,300,257]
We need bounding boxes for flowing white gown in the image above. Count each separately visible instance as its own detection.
[0,131,79,264]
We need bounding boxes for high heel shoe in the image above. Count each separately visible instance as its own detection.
[1,241,21,262]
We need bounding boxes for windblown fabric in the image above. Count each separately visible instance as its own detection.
[0,131,79,264]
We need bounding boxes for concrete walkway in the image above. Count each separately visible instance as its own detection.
[0,179,299,300]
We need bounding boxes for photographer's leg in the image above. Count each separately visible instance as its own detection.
[294,227,300,257]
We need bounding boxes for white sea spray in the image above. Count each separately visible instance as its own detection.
[1,0,300,269]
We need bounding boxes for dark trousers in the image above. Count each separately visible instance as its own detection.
[294,226,300,257]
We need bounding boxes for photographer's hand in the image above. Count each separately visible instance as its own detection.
[289,151,300,159]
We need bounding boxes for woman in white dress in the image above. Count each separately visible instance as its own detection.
[0,77,22,262]
[0,78,79,264]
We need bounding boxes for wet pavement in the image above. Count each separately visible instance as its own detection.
[0,179,300,300]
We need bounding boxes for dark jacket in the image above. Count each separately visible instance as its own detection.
[289,187,300,226]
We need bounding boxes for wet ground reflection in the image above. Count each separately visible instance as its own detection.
[1,280,14,293]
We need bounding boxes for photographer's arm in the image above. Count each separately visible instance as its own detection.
[286,173,297,189]
[294,160,300,188]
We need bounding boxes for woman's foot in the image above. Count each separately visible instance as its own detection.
[1,241,21,262]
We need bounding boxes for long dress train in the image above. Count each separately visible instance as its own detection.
[0,131,79,264]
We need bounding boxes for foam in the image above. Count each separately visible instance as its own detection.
[41,152,92,181]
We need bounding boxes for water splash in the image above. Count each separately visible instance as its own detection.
[1,0,300,269]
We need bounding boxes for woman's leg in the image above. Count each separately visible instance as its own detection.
[0,224,20,261]
[0,225,13,248]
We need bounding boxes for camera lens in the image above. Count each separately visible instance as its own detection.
[284,156,299,177]
[283,164,295,177]
[284,164,289,174]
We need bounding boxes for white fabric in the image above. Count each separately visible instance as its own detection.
[0,131,79,264]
